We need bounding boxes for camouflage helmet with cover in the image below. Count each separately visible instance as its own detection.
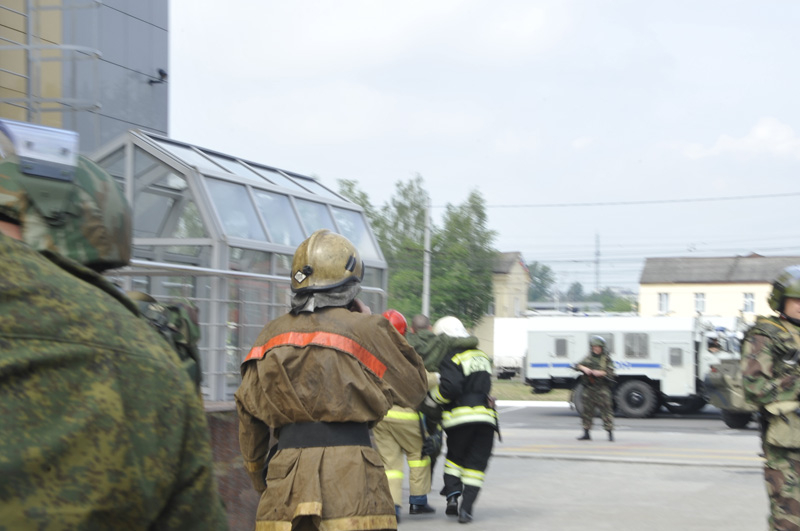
[590,335,607,352]
[768,265,800,313]
[0,119,131,271]
[291,229,364,293]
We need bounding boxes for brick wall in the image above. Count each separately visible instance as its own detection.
[206,403,259,531]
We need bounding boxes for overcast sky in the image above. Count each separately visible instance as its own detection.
[169,1,800,293]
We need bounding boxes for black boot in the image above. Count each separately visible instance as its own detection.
[577,429,591,440]
[409,503,436,515]
[446,495,459,516]
[608,430,614,442]
[458,485,479,524]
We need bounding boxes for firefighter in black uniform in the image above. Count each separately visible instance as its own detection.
[419,316,497,524]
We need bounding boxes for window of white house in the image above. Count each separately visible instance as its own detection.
[695,293,706,313]
[658,293,670,314]
[744,293,755,313]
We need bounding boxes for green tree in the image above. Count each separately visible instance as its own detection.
[338,178,496,328]
[528,262,555,301]
[430,190,496,328]
[566,282,585,302]
[586,288,635,312]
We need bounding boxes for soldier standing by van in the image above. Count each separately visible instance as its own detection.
[742,265,800,531]
[575,336,616,442]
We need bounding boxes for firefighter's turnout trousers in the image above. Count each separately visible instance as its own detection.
[373,406,431,506]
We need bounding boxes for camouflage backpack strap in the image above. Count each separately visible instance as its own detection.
[127,291,202,391]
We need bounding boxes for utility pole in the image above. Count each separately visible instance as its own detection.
[595,233,600,292]
[422,196,431,316]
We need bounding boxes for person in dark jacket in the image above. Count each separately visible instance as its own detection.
[419,316,497,524]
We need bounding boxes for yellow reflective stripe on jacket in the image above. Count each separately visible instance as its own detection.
[431,385,451,405]
[441,405,497,429]
[451,349,492,376]
[385,409,422,421]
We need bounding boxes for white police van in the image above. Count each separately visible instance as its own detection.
[496,315,738,417]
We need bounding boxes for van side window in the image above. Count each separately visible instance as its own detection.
[555,338,568,357]
[669,347,683,367]
[624,333,648,358]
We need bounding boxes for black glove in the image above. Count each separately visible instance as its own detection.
[418,393,442,422]
[422,430,443,457]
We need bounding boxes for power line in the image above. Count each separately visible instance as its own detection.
[433,191,800,209]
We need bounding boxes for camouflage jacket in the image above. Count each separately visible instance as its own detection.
[0,234,227,530]
[577,352,616,388]
[408,329,476,372]
[741,315,800,408]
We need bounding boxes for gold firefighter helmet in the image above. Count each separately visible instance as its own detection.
[291,229,364,293]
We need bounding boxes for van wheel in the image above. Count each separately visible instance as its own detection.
[615,380,658,418]
[722,410,753,429]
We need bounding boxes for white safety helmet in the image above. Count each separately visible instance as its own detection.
[432,316,470,338]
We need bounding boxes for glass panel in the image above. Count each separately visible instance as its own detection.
[248,166,309,192]
[286,172,341,200]
[362,266,382,289]
[358,290,384,315]
[202,152,265,181]
[97,147,125,178]
[153,139,228,175]
[133,191,173,238]
[252,189,305,247]
[136,149,188,192]
[272,282,292,320]
[331,207,380,261]
[229,277,272,364]
[669,347,683,367]
[275,254,292,277]
[230,247,272,274]
[169,200,208,238]
[205,177,267,240]
[295,198,336,234]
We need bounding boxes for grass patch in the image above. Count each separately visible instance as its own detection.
[491,379,570,401]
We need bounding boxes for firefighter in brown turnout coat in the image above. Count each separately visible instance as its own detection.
[235,229,429,531]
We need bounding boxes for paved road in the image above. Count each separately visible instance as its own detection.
[395,402,768,530]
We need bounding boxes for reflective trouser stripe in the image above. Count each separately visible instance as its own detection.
[444,459,463,478]
[385,469,404,480]
[385,410,422,421]
[408,457,430,468]
[461,468,486,487]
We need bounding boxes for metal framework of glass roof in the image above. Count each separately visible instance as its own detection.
[92,130,387,402]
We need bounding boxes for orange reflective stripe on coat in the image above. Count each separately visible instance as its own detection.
[244,331,387,378]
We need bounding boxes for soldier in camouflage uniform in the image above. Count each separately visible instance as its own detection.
[0,119,227,530]
[575,336,616,442]
[742,266,800,531]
